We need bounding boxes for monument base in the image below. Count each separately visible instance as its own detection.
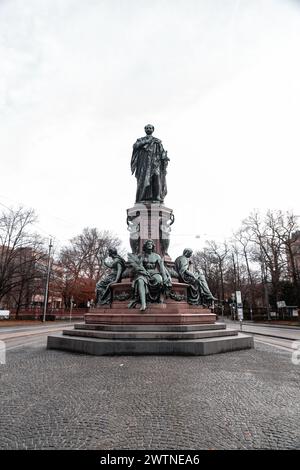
[47,284,254,356]
[47,322,253,356]
[85,303,216,325]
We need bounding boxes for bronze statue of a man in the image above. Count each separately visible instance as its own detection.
[131,124,169,204]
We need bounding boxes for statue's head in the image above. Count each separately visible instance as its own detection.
[144,124,154,136]
[183,248,193,258]
[108,248,118,257]
[143,239,155,252]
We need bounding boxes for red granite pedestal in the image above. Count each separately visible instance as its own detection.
[86,280,216,325]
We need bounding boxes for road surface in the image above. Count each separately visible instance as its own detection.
[225,320,300,352]
[0,322,82,351]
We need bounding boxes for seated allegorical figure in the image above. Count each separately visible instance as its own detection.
[128,239,172,311]
[95,248,126,306]
[174,248,216,305]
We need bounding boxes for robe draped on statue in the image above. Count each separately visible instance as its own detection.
[131,136,168,203]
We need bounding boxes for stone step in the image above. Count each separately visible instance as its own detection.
[90,306,211,314]
[63,328,238,341]
[92,304,212,312]
[47,333,254,356]
[85,313,216,325]
[74,323,226,332]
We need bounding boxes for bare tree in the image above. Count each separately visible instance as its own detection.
[59,228,123,306]
[205,241,229,302]
[239,209,300,309]
[0,207,47,313]
[272,211,300,304]
[233,227,261,310]
[193,210,300,317]
[192,248,220,297]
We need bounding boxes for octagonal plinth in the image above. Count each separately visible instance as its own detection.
[47,322,254,356]
[127,202,174,259]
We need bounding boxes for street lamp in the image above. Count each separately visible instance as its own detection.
[42,238,53,323]
[69,296,74,322]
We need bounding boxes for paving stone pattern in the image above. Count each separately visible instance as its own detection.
[0,341,299,450]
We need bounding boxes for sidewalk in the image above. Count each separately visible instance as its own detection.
[227,320,300,329]
[223,319,300,341]
[0,322,79,341]
[1,335,300,450]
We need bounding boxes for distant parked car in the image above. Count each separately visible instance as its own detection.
[0,310,10,320]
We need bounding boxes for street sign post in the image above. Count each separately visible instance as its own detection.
[236,291,243,329]
[236,291,241,305]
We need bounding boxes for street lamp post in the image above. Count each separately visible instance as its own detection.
[42,238,53,323]
[69,296,74,322]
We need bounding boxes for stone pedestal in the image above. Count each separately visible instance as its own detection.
[86,280,216,325]
[47,323,254,356]
[85,306,216,325]
[47,200,254,356]
[127,202,174,260]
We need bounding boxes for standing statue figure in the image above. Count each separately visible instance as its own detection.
[175,249,216,305]
[126,214,140,254]
[128,239,172,311]
[131,124,169,203]
[95,249,126,305]
[160,212,175,256]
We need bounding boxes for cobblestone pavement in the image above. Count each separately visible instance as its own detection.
[0,339,300,450]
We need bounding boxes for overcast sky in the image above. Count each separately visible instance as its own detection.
[1,0,300,258]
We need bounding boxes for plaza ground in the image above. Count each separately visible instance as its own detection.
[0,322,299,450]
